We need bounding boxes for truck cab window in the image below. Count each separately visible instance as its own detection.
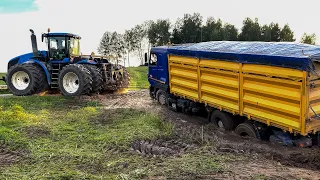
[150,53,157,65]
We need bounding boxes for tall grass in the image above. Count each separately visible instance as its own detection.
[127,66,149,90]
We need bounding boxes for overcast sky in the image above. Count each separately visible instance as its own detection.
[0,0,319,72]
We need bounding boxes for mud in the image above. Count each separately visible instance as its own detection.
[131,138,198,157]
[91,89,320,179]
[0,144,23,166]
[18,125,51,138]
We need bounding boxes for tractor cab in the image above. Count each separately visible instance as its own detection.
[41,30,81,61]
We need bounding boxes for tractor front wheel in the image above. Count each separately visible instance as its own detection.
[58,64,92,96]
[6,63,47,96]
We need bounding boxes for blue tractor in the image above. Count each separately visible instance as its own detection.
[4,29,129,96]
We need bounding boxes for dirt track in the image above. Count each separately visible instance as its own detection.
[86,89,320,180]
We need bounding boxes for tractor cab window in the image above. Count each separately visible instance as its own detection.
[150,53,157,65]
[69,38,80,56]
[48,37,67,60]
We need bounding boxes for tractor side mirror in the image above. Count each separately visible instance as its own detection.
[144,52,148,66]
[41,34,44,42]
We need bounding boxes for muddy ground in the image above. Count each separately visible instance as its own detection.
[82,89,320,180]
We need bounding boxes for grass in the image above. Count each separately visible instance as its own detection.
[0,73,8,94]
[127,66,149,90]
[0,73,5,85]
[0,96,188,179]
[0,68,232,179]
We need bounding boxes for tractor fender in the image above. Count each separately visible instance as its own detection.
[76,60,97,65]
[23,60,51,84]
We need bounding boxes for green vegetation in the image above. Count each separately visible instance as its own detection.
[127,66,149,90]
[0,96,197,179]
[0,73,8,94]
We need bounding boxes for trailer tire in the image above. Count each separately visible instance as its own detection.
[156,89,167,106]
[83,65,103,94]
[58,64,92,96]
[235,122,258,138]
[6,63,46,96]
[210,110,235,131]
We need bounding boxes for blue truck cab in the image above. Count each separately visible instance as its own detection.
[147,46,170,99]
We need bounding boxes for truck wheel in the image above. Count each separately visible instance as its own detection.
[210,110,235,131]
[6,64,46,96]
[156,89,167,105]
[83,65,103,94]
[235,122,258,138]
[58,64,92,96]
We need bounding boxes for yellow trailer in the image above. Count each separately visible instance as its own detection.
[148,41,320,144]
[168,55,320,136]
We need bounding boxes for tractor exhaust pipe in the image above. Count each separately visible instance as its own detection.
[30,29,39,57]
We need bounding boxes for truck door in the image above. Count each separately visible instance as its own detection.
[148,52,159,83]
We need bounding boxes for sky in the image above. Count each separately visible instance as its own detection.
[0,0,319,72]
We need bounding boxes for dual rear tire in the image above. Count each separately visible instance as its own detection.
[58,64,93,96]
[210,110,258,138]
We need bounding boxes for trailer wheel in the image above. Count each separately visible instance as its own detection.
[210,110,235,131]
[156,89,167,105]
[6,63,46,96]
[235,122,258,138]
[58,64,92,96]
[83,65,103,94]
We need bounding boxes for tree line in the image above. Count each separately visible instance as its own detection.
[97,12,317,65]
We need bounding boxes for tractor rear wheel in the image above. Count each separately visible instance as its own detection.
[6,63,46,96]
[58,64,92,96]
[83,65,103,94]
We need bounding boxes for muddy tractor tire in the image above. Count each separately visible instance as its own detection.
[83,65,103,94]
[117,65,130,89]
[6,63,47,96]
[58,64,92,96]
[235,122,258,138]
[210,110,236,131]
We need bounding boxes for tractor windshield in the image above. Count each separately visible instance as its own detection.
[48,37,67,60]
[69,38,80,56]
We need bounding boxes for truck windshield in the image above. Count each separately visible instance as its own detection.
[69,38,80,56]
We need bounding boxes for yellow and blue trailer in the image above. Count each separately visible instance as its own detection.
[147,41,320,145]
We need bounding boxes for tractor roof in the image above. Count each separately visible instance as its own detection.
[42,32,81,39]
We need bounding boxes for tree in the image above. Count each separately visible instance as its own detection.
[261,24,271,42]
[147,19,171,46]
[110,32,125,60]
[280,24,295,42]
[239,17,261,41]
[98,31,125,63]
[171,13,203,44]
[270,23,281,42]
[124,29,138,67]
[222,23,238,41]
[300,33,316,45]
[171,18,183,44]
[132,24,148,65]
[202,17,224,42]
[98,31,113,56]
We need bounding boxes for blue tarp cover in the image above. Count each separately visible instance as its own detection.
[166,41,320,71]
